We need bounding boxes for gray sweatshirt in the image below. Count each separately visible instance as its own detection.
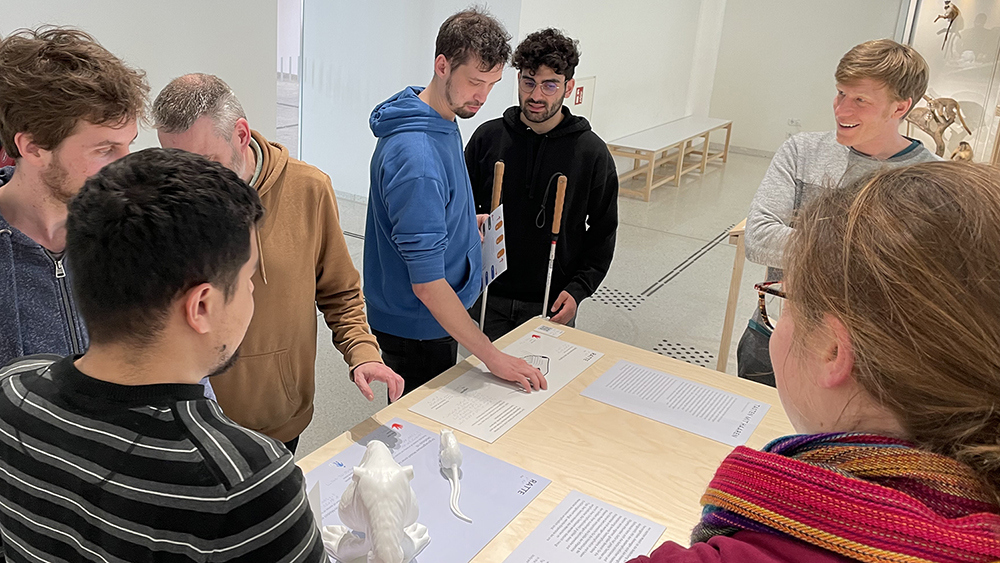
[745,131,940,271]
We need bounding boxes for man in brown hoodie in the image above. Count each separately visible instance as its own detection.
[153,73,403,453]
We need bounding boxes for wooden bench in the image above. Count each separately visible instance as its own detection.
[607,116,733,201]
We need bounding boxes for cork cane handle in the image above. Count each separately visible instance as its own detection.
[552,175,567,235]
[491,161,505,211]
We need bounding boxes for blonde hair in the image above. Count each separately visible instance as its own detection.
[835,39,929,114]
[786,161,1000,504]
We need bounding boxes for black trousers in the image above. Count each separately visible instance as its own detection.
[371,328,458,397]
[469,293,576,341]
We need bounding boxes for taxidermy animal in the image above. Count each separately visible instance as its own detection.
[925,94,972,134]
[935,0,960,50]
[951,141,974,161]
[321,440,431,563]
[439,429,472,523]
[906,107,949,156]
[906,95,972,157]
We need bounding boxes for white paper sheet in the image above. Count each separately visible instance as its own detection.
[503,490,665,563]
[581,360,770,446]
[305,418,549,563]
[482,204,508,287]
[532,324,564,337]
[409,332,603,442]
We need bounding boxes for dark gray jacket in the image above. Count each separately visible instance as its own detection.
[0,166,89,365]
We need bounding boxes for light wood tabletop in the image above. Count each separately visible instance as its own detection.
[299,317,794,561]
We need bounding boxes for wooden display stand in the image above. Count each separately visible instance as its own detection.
[716,219,746,373]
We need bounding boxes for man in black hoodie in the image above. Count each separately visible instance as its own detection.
[466,28,619,340]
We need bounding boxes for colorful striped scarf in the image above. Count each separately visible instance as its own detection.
[692,433,1000,562]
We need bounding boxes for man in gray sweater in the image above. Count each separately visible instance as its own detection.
[739,39,939,386]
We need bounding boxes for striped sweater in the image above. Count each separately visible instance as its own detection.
[0,355,325,562]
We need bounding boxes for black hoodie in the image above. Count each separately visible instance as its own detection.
[465,106,618,307]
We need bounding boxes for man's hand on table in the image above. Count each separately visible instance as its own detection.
[483,350,548,393]
[549,291,577,324]
[352,361,404,402]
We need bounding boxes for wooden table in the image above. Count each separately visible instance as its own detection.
[299,318,793,561]
[716,219,746,373]
[608,117,733,201]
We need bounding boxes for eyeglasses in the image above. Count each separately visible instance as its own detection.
[754,281,786,330]
[519,77,563,96]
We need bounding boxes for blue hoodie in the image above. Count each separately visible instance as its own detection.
[364,87,482,340]
[0,166,89,366]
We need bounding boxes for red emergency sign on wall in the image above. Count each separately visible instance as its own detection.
[575,86,584,105]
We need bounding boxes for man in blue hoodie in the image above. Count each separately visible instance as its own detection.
[365,9,547,395]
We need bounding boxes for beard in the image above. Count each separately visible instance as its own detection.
[207,346,241,378]
[445,76,478,119]
[40,154,77,204]
[229,143,248,180]
[519,94,563,124]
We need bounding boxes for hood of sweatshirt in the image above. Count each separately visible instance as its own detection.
[251,130,288,200]
[370,86,458,139]
[248,130,292,286]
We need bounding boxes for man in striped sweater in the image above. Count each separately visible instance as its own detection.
[0,149,325,562]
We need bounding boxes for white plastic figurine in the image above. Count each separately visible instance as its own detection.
[321,440,430,563]
[439,429,472,523]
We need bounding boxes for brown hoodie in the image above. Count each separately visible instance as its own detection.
[211,131,382,442]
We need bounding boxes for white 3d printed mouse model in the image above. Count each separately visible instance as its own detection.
[439,429,472,523]
[321,440,430,563]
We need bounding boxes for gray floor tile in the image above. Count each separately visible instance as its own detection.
[335,197,368,236]
[277,79,299,107]
[276,125,299,160]
[277,104,299,129]
[617,153,767,242]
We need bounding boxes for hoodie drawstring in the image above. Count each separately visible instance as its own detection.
[256,229,268,285]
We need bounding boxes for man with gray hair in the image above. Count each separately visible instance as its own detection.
[154,73,403,453]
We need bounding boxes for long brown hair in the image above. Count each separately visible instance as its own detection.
[786,161,1000,504]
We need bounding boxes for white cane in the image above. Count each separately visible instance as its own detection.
[542,175,567,318]
[480,161,504,329]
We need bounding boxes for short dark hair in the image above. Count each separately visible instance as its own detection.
[0,26,148,158]
[436,8,511,71]
[513,28,581,80]
[66,148,264,346]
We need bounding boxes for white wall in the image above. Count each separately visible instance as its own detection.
[299,0,522,199]
[4,0,278,150]
[517,0,714,142]
[277,0,301,75]
[709,0,905,153]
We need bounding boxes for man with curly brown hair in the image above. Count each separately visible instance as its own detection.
[0,27,149,369]
[466,28,619,340]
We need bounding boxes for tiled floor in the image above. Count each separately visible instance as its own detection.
[282,78,774,459]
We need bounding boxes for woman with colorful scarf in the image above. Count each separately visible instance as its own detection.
[629,161,1000,563]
